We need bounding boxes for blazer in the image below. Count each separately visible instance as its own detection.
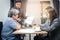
[40,18,60,40]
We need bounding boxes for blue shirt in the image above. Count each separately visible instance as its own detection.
[1,17,19,40]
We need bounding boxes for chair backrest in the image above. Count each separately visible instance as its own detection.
[0,22,3,40]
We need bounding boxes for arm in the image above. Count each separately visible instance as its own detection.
[9,20,21,30]
[15,24,21,30]
[40,19,50,27]
[40,19,60,31]
[48,19,60,31]
[40,19,50,31]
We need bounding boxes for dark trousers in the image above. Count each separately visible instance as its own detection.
[15,34,25,40]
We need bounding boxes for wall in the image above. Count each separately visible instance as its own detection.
[0,0,10,22]
[25,0,54,24]
[25,0,41,25]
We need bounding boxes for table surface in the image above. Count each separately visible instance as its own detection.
[13,28,48,34]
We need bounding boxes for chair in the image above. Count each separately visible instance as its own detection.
[0,22,3,40]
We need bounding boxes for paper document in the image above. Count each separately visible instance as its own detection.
[18,27,41,33]
[24,16,34,24]
[18,28,35,33]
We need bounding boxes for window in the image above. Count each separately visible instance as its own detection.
[26,0,51,24]
[40,1,51,24]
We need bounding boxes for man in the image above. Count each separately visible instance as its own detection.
[8,1,22,23]
[15,1,21,9]
[10,1,26,40]
[1,9,21,40]
[10,1,27,25]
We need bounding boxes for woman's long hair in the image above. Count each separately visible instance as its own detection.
[45,6,58,25]
[47,8,58,25]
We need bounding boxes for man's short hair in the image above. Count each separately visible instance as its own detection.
[8,8,19,17]
[15,0,22,3]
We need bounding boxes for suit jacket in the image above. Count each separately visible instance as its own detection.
[40,18,60,40]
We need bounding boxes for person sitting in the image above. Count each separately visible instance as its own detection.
[34,7,60,40]
[1,9,21,40]
[10,1,27,40]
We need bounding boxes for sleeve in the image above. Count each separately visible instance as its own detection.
[40,20,50,31]
[9,20,20,29]
[40,25,50,31]
[49,19,60,31]
[40,19,60,32]
[40,20,49,27]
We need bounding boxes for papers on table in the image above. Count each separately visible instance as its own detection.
[24,16,34,24]
[18,28,35,33]
[18,28,41,33]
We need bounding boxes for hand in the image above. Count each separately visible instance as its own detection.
[17,18,21,22]
[16,24,22,30]
[25,16,28,19]
[24,16,28,19]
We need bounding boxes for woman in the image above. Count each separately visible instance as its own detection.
[34,7,60,40]
[40,7,59,31]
